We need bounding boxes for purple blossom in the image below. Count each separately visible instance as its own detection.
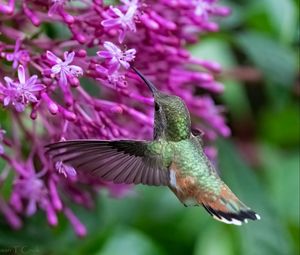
[0,196,22,229]
[47,51,83,87]
[0,0,15,15]
[0,0,231,236]
[13,176,48,216]
[64,208,87,237]
[194,0,211,17]
[48,0,74,24]
[48,0,67,16]
[101,5,137,43]
[97,41,136,74]
[0,65,45,112]
[96,65,127,89]
[55,161,77,178]
[5,39,30,69]
[121,0,139,10]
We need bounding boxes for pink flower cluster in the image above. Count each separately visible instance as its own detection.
[0,0,230,236]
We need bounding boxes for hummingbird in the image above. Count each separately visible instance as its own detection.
[46,67,260,225]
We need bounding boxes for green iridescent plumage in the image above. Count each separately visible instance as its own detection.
[46,67,260,225]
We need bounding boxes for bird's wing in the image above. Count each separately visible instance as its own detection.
[45,140,170,186]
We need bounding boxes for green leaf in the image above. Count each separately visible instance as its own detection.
[264,0,298,43]
[97,227,164,255]
[248,0,299,43]
[103,0,118,5]
[258,103,300,146]
[235,31,297,86]
[0,169,14,199]
[194,225,236,255]
[244,2,275,35]
[0,109,9,132]
[218,140,293,255]
[189,38,235,68]
[246,0,298,43]
[259,146,300,224]
[43,22,71,40]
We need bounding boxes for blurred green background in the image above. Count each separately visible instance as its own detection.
[0,0,299,254]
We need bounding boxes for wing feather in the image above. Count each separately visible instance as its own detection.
[46,140,170,186]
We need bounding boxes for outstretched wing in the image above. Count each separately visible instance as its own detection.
[45,140,170,186]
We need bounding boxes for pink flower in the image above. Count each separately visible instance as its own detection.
[47,51,83,87]
[0,0,231,235]
[48,0,67,16]
[96,65,127,89]
[121,0,139,9]
[0,65,45,112]
[13,176,48,216]
[5,39,30,69]
[97,41,136,74]
[101,5,137,43]
[0,0,15,15]
[194,0,212,17]
[55,161,77,178]
[48,0,74,24]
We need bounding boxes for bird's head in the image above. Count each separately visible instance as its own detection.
[132,67,191,141]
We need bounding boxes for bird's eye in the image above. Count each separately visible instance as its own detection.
[155,102,160,111]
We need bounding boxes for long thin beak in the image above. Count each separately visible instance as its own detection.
[131,66,158,95]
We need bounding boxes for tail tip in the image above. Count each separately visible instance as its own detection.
[212,211,260,226]
[203,204,261,226]
[255,213,261,220]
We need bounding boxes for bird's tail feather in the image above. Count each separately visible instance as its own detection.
[200,184,260,226]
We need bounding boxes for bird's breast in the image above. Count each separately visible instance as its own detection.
[168,162,201,206]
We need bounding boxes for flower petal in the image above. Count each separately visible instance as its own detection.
[26,199,37,216]
[111,7,124,18]
[64,51,75,65]
[124,48,136,61]
[118,29,126,43]
[95,65,108,74]
[120,60,130,69]
[6,53,14,61]
[125,5,137,20]
[14,39,21,52]
[48,3,60,17]
[15,102,25,112]
[3,96,11,106]
[59,71,68,86]
[12,59,19,69]
[101,18,121,28]
[108,60,120,74]
[17,65,26,84]
[97,51,113,59]
[46,51,62,64]
[26,93,38,103]
[51,64,62,74]
[125,48,136,55]
[4,76,14,86]
[29,83,46,92]
[127,20,137,32]
[25,75,38,88]
[104,41,121,54]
